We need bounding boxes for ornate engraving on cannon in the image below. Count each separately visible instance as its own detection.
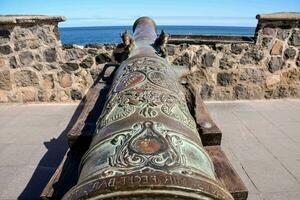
[62,17,234,200]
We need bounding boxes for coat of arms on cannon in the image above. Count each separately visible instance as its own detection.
[42,17,248,200]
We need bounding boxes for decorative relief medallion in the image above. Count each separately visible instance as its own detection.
[114,72,146,92]
[109,121,186,171]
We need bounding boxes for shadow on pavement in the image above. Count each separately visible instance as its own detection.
[18,63,118,200]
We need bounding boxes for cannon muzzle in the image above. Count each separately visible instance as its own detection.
[62,17,234,200]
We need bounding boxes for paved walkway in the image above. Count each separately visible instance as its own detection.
[0,100,299,200]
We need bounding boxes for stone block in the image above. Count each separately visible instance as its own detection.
[266,74,280,88]
[95,53,112,64]
[14,70,39,87]
[219,54,236,70]
[70,89,82,100]
[200,84,213,100]
[19,51,34,65]
[270,40,283,55]
[9,56,18,68]
[283,47,296,60]
[231,44,247,54]
[234,84,249,99]
[288,29,300,46]
[262,27,276,36]
[58,71,72,88]
[240,49,264,64]
[217,72,234,86]
[0,70,12,90]
[297,53,300,67]
[0,58,6,68]
[276,28,290,40]
[268,57,284,73]
[62,62,79,72]
[0,45,12,55]
[21,89,36,102]
[0,90,8,102]
[43,48,57,63]
[27,38,39,49]
[172,52,191,66]
[80,56,94,68]
[261,37,273,48]
[201,52,215,68]
[42,74,54,89]
[240,68,265,83]
[64,48,86,61]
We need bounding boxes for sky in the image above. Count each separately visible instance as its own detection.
[0,0,300,27]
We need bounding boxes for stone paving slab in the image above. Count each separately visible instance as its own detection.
[206,99,300,200]
[0,100,299,199]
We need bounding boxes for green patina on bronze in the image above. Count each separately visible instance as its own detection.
[62,17,234,200]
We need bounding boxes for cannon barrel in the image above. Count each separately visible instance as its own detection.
[63,17,233,200]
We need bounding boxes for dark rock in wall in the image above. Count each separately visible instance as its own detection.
[31,26,55,44]
[80,56,94,68]
[261,37,273,48]
[201,52,215,68]
[19,51,34,65]
[240,68,265,83]
[234,84,248,99]
[0,70,12,90]
[231,44,244,54]
[217,72,234,86]
[14,70,39,87]
[296,54,300,67]
[268,57,284,73]
[62,62,79,72]
[276,28,290,40]
[95,53,112,64]
[288,30,300,46]
[0,45,12,55]
[9,56,18,68]
[219,54,235,70]
[240,49,264,64]
[28,39,40,49]
[71,89,82,100]
[44,48,57,63]
[14,40,27,51]
[64,48,86,61]
[263,27,276,36]
[0,29,10,38]
[283,47,296,60]
[200,84,213,99]
[172,52,190,66]
[0,28,10,44]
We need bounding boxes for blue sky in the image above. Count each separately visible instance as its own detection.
[0,0,299,27]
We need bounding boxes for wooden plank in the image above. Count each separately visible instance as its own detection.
[67,82,107,147]
[194,90,222,146]
[67,64,117,149]
[40,149,83,200]
[41,149,69,200]
[183,82,222,146]
[205,146,248,200]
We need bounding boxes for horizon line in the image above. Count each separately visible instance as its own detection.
[59,24,257,28]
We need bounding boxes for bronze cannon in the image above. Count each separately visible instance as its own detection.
[62,17,234,200]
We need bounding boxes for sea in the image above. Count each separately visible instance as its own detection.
[59,26,256,45]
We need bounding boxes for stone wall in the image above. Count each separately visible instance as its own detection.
[0,13,299,103]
